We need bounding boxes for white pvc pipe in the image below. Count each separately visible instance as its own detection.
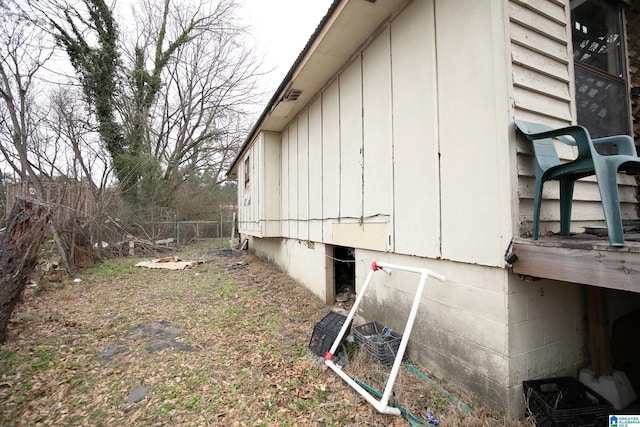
[324,260,445,416]
[324,359,402,415]
[374,261,446,282]
[380,271,428,406]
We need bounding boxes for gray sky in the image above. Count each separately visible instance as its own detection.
[242,0,334,94]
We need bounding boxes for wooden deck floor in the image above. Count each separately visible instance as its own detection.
[511,230,640,292]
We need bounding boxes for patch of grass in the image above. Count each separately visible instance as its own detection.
[214,281,238,298]
[429,388,451,413]
[0,347,19,376]
[86,258,133,279]
[30,345,58,371]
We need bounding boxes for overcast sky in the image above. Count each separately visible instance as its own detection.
[241,0,334,95]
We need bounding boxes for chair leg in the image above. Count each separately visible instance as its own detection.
[558,178,575,236]
[532,175,544,240]
[597,168,625,247]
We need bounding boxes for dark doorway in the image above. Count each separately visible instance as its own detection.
[333,246,355,299]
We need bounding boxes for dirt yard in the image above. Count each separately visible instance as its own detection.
[0,240,530,426]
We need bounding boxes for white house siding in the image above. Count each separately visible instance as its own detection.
[298,112,310,242]
[437,0,515,267]
[263,133,281,237]
[363,27,393,227]
[391,0,440,258]
[322,80,341,243]
[288,125,299,239]
[281,128,290,238]
[237,135,261,235]
[339,59,364,222]
[309,98,324,242]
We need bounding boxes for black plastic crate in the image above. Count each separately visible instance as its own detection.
[353,321,406,366]
[308,311,351,357]
[523,377,613,427]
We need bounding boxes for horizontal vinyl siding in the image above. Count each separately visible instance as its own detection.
[510,0,638,235]
[510,1,572,121]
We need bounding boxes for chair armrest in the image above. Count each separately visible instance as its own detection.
[522,125,586,145]
[592,135,638,157]
[514,121,586,146]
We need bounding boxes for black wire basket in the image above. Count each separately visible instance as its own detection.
[353,321,406,366]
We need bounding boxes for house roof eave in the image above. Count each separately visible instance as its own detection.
[227,0,343,178]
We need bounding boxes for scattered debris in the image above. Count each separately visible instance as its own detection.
[214,248,238,257]
[426,410,440,425]
[110,237,175,257]
[335,291,350,303]
[224,261,248,272]
[135,256,202,270]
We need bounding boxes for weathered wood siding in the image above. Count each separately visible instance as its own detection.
[510,0,638,237]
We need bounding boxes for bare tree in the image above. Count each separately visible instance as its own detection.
[123,0,259,207]
[45,87,113,193]
[0,2,55,188]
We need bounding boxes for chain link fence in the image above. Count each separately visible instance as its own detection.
[140,219,237,246]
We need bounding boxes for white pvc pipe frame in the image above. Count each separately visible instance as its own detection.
[324,261,445,416]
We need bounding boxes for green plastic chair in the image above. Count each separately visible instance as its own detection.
[514,119,640,247]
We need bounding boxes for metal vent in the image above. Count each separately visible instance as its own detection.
[283,88,302,101]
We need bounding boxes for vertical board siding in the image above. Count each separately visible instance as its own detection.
[298,111,310,241]
[339,59,364,221]
[309,98,324,242]
[322,81,341,242]
[436,0,512,265]
[362,27,393,222]
[247,0,442,259]
[281,128,290,238]
[263,133,281,236]
[255,138,262,232]
[391,0,440,258]
[288,123,299,239]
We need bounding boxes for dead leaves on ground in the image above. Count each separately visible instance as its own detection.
[0,241,521,426]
